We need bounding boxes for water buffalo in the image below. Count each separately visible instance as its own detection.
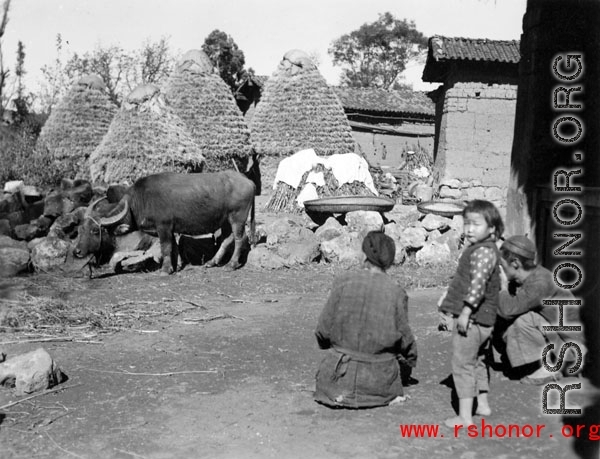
[74,171,256,274]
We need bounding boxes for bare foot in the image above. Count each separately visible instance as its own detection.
[475,406,492,416]
[444,416,474,428]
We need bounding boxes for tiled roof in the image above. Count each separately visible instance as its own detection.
[332,87,435,117]
[423,36,520,82]
[429,36,520,63]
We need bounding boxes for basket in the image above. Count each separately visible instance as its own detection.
[417,200,467,217]
[303,196,396,214]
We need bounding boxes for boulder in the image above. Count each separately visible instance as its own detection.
[277,239,320,265]
[431,228,462,253]
[383,222,407,265]
[320,232,362,265]
[30,237,71,272]
[0,236,30,277]
[246,245,288,269]
[0,348,67,396]
[314,217,343,242]
[400,226,427,249]
[43,190,75,218]
[0,192,24,214]
[5,210,26,229]
[420,213,450,232]
[265,217,313,247]
[416,240,453,267]
[13,221,47,241]
[344,210,384,234]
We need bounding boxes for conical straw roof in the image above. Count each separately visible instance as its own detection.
[249,49,356,157]
[36,75,117,180]
[89,83,205,185]
[163,49,252,172]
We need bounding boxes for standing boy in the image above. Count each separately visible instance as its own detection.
[439,200,504,427]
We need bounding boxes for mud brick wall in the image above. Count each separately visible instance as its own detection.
[433,81,517,209]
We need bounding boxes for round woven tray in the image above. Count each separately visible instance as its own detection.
[303,196,395,214]
[417,200,466,217]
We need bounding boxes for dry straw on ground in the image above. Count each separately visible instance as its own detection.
[163,49,253,172]
[89,83,205,185]
[249,49,356,158]
[36,75,118,180]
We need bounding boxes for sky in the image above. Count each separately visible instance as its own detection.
[3,0,527,97]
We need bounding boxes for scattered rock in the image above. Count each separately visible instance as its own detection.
[30,237,71,272]
[430,228,462,253]
[400,226,427,249]
[0,192,24,214]
[344,210,384,234]
[314,217,343,242]
[320,232,362,265]
[14,220,47,241]
[0,348,67,396]
[277,239,320,265]
[0,235,30,277]
[416,240,453,266]
[420,213,450,232]
[246,245,288,269]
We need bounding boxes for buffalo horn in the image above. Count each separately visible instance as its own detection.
[99,199,129,227]
[84,197,108,219]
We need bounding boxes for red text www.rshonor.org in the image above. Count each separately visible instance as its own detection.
[399,420,600,439]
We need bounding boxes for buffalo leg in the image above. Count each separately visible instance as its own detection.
[157,225,175,274]
[225,222,246,270]
[205,233,234,268]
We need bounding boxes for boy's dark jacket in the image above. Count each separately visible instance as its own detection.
[439,240,500,327]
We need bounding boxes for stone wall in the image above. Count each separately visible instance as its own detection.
[434,81,517,212]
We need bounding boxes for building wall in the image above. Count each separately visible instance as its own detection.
[434,81,517,214]
[353,123,434,168]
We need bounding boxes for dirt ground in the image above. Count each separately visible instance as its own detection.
[0,199,597,459]
[0,263,596,459]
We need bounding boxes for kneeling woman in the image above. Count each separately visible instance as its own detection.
[314,231,417,408]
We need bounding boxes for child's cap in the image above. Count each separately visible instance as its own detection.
[501,236,536,260]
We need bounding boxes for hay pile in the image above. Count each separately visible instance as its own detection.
[163,50,253,172]
[89,84,205,185]
[36,75,118,180]
[249,49,356,157]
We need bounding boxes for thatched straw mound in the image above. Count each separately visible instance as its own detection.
[36,75,118,180]
[249,49,356,157]
[163,49,253,172]
[89,84,205,185]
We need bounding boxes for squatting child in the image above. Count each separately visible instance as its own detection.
[439,199,504,427]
